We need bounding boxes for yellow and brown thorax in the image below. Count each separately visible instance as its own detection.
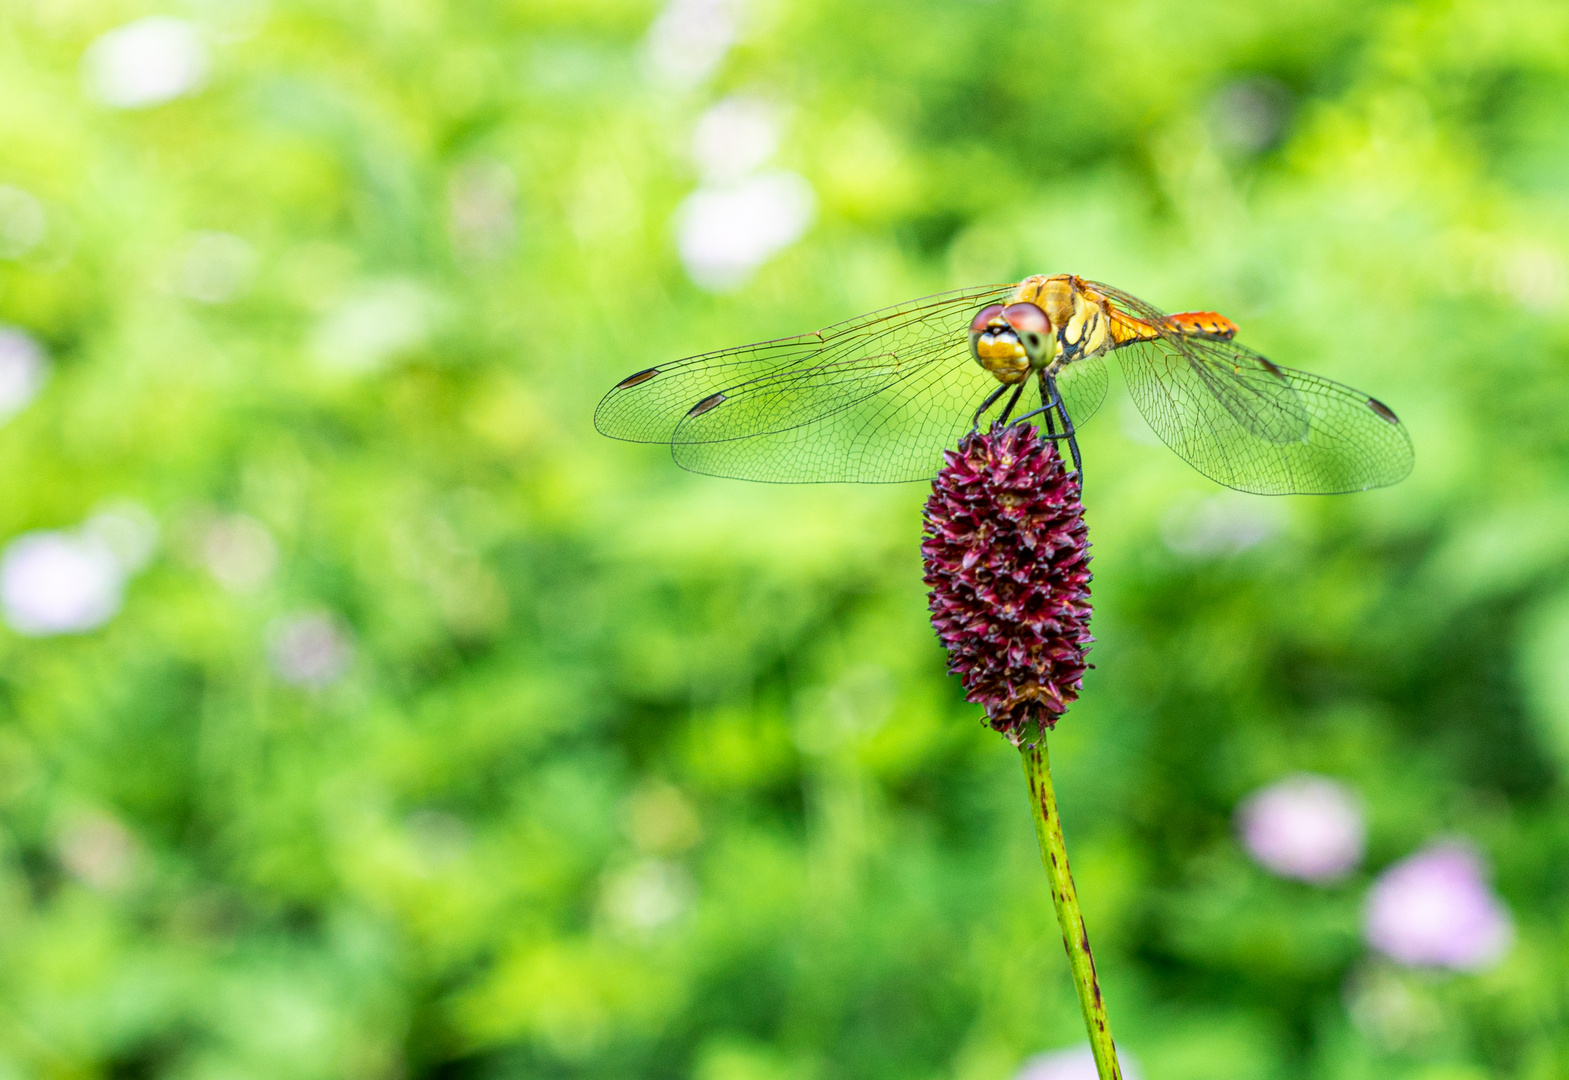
[968,274,1239,385]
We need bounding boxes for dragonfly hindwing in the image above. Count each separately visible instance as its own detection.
[1189,349,1310,445]
[1055,354,1108,427]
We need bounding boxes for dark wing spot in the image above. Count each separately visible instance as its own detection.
[686,391,727,418]
[1367,396,1400,425]
[1259,357,1286,378]
[613,367,660,390]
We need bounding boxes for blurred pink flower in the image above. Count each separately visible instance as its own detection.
[268,611,354,688]
[1237,773,1365,883]
[1015,1044,1141,1080]
[447,159,517,261]
[1364,843,1513,971]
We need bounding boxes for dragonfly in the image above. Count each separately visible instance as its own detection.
[594,274,1413,495]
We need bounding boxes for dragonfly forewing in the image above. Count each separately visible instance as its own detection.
[670,336,994,482]
[594,284,1015,446]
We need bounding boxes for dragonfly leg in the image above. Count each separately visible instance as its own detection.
[970,383,1009,431]
[1047,371,1083,479]
[1013,373,1062,428]
[996,382,1027,426]
[1014,371,1083,479]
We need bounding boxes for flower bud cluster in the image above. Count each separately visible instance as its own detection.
[922,424,1093,744]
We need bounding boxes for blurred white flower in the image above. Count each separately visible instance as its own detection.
[604,858,694,932]
[84,500,160,573]
[1364,842,1513,971]
[1344,965,1442,1050]
[406,809,472,869]
[310,280,437,374]
[1,530,124,636]
[692,97,781,184]
[268,610,354,688]
[200,513,277,592]
[675,171,815,291]
[1498,245,1567,312]
[0,186,47,259]
[83,16,208,110]
[0,327,49,423]
[643,0,742,89]
[1462,234,1569,314]
[172,231,256,304]
[1015,1044,1141,1080]
[1161,492,1285,557]
[1237,773,1365,883]
[58,811,137,891]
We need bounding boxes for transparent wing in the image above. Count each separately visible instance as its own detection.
[594,284,1016,444]
[1186,343,1310,444]
[1084,279,1173,326]
[669,322,997,483]
[1055,354,1108,429]
[1115,335,1414,494]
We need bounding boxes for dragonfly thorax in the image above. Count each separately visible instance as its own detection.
[1010,274,1118,367]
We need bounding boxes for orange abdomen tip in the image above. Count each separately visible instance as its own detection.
[1168,311,1239,339]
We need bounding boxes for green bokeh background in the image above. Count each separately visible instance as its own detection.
[1,0,1567,1077]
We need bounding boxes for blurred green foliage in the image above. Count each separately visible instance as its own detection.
[0,0,1567,1077]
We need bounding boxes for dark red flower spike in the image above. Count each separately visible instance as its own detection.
[921,422,1093,744]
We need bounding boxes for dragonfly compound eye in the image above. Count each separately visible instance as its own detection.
[969,304,1006,337]
[1003,303,1053,362]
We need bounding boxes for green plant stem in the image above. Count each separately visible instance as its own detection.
[1021,736,1121,1080]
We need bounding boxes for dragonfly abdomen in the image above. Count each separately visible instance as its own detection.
[1167,311,1238,339]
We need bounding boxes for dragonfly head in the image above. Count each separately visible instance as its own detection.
[969,302,1053,383]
